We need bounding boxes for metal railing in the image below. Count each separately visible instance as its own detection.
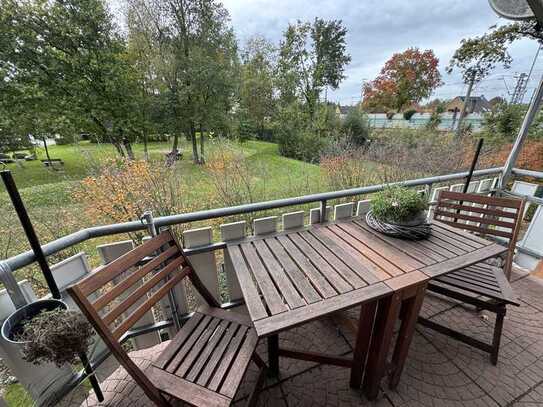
[2,166,504,273]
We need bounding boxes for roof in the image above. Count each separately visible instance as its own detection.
[447,95,492,113]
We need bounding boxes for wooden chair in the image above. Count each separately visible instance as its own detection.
[418,191,524,365]
[68,230,266,407]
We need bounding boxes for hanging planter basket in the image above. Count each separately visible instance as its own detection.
[2,299,67,344]
[366,210,431,240]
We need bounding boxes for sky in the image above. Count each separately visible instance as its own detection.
[113,0,543,106]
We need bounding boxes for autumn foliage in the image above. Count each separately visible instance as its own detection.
[363,48,442,112]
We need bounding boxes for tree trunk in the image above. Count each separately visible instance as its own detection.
[142,131,149,161]
[190,123,199,163]
[199,123,205,164]
[171,133,179,153]
[456,74,475,138]
[113,141,126,157]
[42,136,54,170]
[123,138,135,160]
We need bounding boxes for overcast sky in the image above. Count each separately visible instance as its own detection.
[113,0,543,105]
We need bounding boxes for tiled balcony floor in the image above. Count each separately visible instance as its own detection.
[60,269,543,407]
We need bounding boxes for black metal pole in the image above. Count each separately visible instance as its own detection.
[1,170,61,299]
[78,352,104,402]
[463,138,484,193]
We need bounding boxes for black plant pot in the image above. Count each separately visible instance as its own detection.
[2,299,66,343]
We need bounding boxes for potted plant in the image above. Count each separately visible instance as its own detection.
[1,299,103,402]
[366,185,431,239]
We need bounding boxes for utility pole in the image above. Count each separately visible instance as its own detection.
[510,73,528,104]
[455,72,476,138]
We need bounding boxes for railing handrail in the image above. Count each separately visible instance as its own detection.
[1,166,505,272]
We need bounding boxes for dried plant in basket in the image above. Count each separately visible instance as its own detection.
[15,308,94,367]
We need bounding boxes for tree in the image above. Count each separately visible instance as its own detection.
[363,48,442,112]
[239,36,276,139]
[277,18,351,120]
[1,0,141,158]
[446,24,523,136]
[127,0,237,164]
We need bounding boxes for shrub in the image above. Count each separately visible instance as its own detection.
[371,186,428,224]
[386,111,395,120]
[278,129,327,163]
[342,109,371,145]
[403,109,417,121]
[16,309,93,367]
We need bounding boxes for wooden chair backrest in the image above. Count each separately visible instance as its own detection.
[434,191,524,279]
[67,230,219,406]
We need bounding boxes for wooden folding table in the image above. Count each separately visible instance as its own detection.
[226,218,507,399]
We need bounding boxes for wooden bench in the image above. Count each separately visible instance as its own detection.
[418,191,524,364]
[41,158,64,167]
[68,230,266,407]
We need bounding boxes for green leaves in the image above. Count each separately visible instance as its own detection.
[371,186,428,224]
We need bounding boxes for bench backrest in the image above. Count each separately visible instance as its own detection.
[434,191,524,279]
[67,230,218,406]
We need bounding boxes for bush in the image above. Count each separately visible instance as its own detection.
[403,109,417,121]
[342,109,370,145]
[371,185,428,224]
[386,111,395,120]
[278,129,327,163]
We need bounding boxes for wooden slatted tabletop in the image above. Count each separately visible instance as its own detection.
[227,217,507,338]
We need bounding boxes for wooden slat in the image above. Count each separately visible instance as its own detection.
[148,366,231,407]
[112,268,188,340]
[253,283,392,337]
[197,305,253,327]
[196,323,240,387]
[436,218,514,239]
[435,210,516,230]
[492,265,519,305]
[265,238,321,304]
[432,221,490,246]
[93,246,180,311]
[353,220,439,265]
[425,234,467,256]
[313,227,386,282]
[219,331,258,398]
[174,318,222,377]
[298,230,366,289]
[415,239,457,259]
[79,231,173,295]
[384,271,428,292]
[288,233,353,293]
[166,315,214,374]
[437,272,501,293]
[437,201,518,219]
[438,191,523,209]
[338,222,424,271]
[420,244,507,278]
[326,224,403,277]
[276,235,337,298]
[309,228,380,284]
[429,229,478,252]
[155,313,204,370]
[434,275,505,301]
[252,240,306,309]
[241,244,288,315]
[103,258,187,326]
[227,246,268,321]
[207,326,249,392]
[185,320,230,382]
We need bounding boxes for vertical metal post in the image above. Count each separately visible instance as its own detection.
[463,138,484,193]
[1,170,61,299]
[0,261,27,309]
[140,211,181,331]
[320,200,328,223]
[498,72,543,190]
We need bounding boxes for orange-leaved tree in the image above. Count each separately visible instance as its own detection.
[363,48,442,112]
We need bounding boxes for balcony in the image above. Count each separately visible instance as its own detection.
[0,165,542,407]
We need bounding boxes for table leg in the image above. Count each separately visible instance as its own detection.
[350,300,378,389]
[363,292,402,400]
[389,284,426,389]
[267,334,279,377]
